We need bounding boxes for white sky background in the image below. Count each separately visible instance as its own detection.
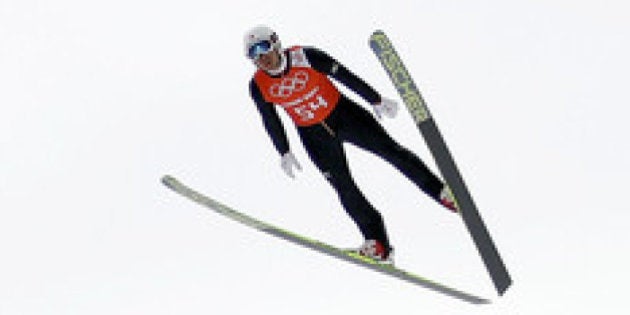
[1,0,629,314]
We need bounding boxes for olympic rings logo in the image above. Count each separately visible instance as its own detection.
[269,71,309,98]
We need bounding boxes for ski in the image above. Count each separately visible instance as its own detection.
[161,175,489,304]
[369,30,512,295]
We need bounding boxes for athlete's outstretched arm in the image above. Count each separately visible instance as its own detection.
[303,47,381,105]
[249,79,291,155]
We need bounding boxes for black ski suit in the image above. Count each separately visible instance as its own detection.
[249,47,445,250]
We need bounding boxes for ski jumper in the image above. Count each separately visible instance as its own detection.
[249,46,445,250]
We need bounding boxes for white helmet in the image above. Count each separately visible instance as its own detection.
[243,25,281,59]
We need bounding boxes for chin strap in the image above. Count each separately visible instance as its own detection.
[265,50,287,76]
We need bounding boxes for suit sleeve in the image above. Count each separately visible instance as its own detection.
[249,79,291,156]
[302,47,382,105]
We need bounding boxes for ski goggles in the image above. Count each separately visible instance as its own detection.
[248,40,273,60]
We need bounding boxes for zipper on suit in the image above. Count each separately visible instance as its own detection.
[320,121,336,137]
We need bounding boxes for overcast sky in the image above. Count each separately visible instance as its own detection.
[2,1,629,314]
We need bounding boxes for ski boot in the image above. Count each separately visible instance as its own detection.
[354,239,395,265]
[439,186,459,213]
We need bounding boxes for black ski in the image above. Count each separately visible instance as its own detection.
[369,30,512,295]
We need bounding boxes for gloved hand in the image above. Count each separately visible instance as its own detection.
[280,151,302,178]
[372,97,399,119]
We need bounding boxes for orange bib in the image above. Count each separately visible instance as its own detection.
[254,46,341,126]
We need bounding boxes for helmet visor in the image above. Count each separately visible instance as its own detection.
[248,40,272,60]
